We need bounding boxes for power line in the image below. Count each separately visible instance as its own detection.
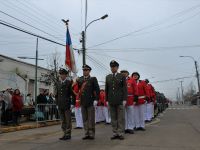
[87,56,109,77]
[1,0,65,41]
[86,56,110,73]
[18,0,79,36]
[0,10,64,42]
[0,19,65,46]
[86,54,110,73]
[89,52,193,74]
[152,75,195,83]
[87,56,110,72]
[86,56,110,77]
[88,4,200,48]
[87,44,200,52]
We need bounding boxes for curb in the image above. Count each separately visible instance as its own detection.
[1,118,161,134]
[146,118,160,126]
[0,121,61,133]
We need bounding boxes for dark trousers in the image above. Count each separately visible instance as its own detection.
[109,104,125,136]
[2,109,12,125]
[13,111,21,125]
[81,106,95,137]
[59,109,72,136]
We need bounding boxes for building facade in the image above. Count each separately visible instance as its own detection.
[0,54,54,101]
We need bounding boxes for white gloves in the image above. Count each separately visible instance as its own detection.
[93,100,98,106]
[71,105,75,110]
[106,101,109,106]
[123,101,127,107]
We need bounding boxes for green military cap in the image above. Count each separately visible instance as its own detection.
[82,64,92,70]
[59,67,69,75]
[110,60,119,67]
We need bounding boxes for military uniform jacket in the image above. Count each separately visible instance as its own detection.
[136,80,149,105]
[55,79,74,110]
[78,76,100,107]
[105,73,127,105]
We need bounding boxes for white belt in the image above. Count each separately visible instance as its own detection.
[138,96,145,99]
[128,94,133,96]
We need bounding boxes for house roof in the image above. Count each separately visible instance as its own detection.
[0,54,50,71]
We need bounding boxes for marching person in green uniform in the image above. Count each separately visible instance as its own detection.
[55,68,74,140]
[105,60,127,140]
[78,64,100,140]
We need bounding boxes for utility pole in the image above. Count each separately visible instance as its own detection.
[180,81,184,104]
[180,56,200,105]
[194,61,200,94]
[82,31,86,65]
[81,0,108,66]
[35,38,38,105]
[177,87,180,104]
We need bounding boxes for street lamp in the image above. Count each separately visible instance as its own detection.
[85,14,108,32]
[179,55,200,96]
[82,14,108,65]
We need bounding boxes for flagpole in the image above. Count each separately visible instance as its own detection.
[62,20,73,77]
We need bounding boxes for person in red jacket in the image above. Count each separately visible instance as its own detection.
[95,89,105,124]
[145,79,156,121]
[132,72,149,131]
[121,70,138,134]
[72,79,83,129]
[12,89,23,126]
[99,89,111,124]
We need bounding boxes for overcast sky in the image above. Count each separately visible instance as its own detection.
[0,0,200,100]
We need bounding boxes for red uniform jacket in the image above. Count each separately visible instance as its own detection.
[99,90,107,107]
[126,77,138,106]
[12,94,23,112]
[136,80,150,105]
[147,84,156,103]
[72,83,81,108]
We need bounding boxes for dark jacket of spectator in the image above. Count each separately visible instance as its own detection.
[37,93,47,104]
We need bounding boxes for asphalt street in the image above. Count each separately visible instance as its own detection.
[0,105,200,150]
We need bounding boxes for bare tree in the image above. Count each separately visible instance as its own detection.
[183,82,196,103]
[45,51,64,93]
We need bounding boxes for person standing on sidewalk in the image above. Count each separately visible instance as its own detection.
[55,68,74,140]
[105,60,127,140]
[3,88,13,125]
[11,89,23,126]
[77,64,100,140]
[36,90,48,121]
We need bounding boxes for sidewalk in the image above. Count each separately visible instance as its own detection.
[0,120,61,133]
[0,117,160,134]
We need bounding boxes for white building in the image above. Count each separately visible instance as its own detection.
[0,54,54,100]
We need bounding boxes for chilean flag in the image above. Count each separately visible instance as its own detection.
[65,27,76,73]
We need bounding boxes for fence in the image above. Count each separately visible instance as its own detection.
[35,104,60,126]
[0,102,2,134]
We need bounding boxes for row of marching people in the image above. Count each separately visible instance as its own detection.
[56,60,159,140]
[71,70,156,135]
